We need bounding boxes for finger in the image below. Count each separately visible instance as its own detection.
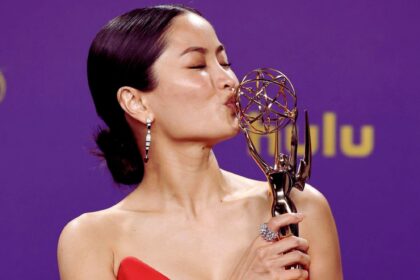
[277,268,309,280]
[269,250,311,270]
[255,236,309,266]
[264,250,310,270]
[267,213,304,234]
[264,236,309,257]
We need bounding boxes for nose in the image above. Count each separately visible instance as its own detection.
[214,65,239,92]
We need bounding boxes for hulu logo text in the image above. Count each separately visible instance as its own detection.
[248,112,374,158]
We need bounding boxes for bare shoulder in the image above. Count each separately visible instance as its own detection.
[291,183,332,215]
[221,168,334,221]
[291,184,343,280]
[65,207,114,232]
[221,170,334,223]
[58,209,115,246]
[221,173,343,279]
[290,183,337,238]
[57,209,118,279]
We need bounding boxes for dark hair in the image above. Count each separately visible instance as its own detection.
[87,5,202,186]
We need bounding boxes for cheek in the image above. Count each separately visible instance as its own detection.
[161,71,214,111]
[153,77,217,132]
[171,71,210,95]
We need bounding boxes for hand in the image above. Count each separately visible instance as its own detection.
[229,213,310,280]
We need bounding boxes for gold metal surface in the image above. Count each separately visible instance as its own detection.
[235,68,312,240]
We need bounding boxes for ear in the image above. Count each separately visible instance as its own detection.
[116,86,154,124]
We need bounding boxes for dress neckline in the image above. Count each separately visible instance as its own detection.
[117,256,170,279]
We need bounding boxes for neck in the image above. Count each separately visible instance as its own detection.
[130,136,229,220]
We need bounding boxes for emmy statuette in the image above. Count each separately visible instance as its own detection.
[235,68,312,242]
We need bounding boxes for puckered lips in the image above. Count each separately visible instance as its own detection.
[224,93,238,113]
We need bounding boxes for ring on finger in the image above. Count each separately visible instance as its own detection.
[259,222,279,242]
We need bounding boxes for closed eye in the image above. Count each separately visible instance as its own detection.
[188,62,232,70]
[220,62,232,68]
[188,65,206,69]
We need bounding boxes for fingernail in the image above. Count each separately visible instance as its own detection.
[296,213,304,220]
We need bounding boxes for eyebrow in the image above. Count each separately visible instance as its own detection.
[180,44,225,56]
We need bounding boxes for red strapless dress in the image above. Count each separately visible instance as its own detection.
[117,256,170,280]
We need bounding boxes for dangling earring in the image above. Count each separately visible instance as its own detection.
[144,117,152,163]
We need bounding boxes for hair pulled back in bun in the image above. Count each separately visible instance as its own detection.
[87,5,202,185]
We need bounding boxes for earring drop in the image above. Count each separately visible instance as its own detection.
[144,117,152,163]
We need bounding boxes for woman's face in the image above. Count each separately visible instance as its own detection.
[147,12,240,145]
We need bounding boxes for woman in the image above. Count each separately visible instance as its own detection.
[57,4,342,280]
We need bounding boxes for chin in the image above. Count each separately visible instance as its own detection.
[229,115,241,133]
[212,122,240,144]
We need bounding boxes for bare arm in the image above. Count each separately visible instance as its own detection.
[297,185,343,280]
[57,213,116,280]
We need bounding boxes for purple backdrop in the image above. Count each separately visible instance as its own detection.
[1,0,419,279]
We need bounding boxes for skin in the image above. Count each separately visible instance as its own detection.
[57,12,343,280]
